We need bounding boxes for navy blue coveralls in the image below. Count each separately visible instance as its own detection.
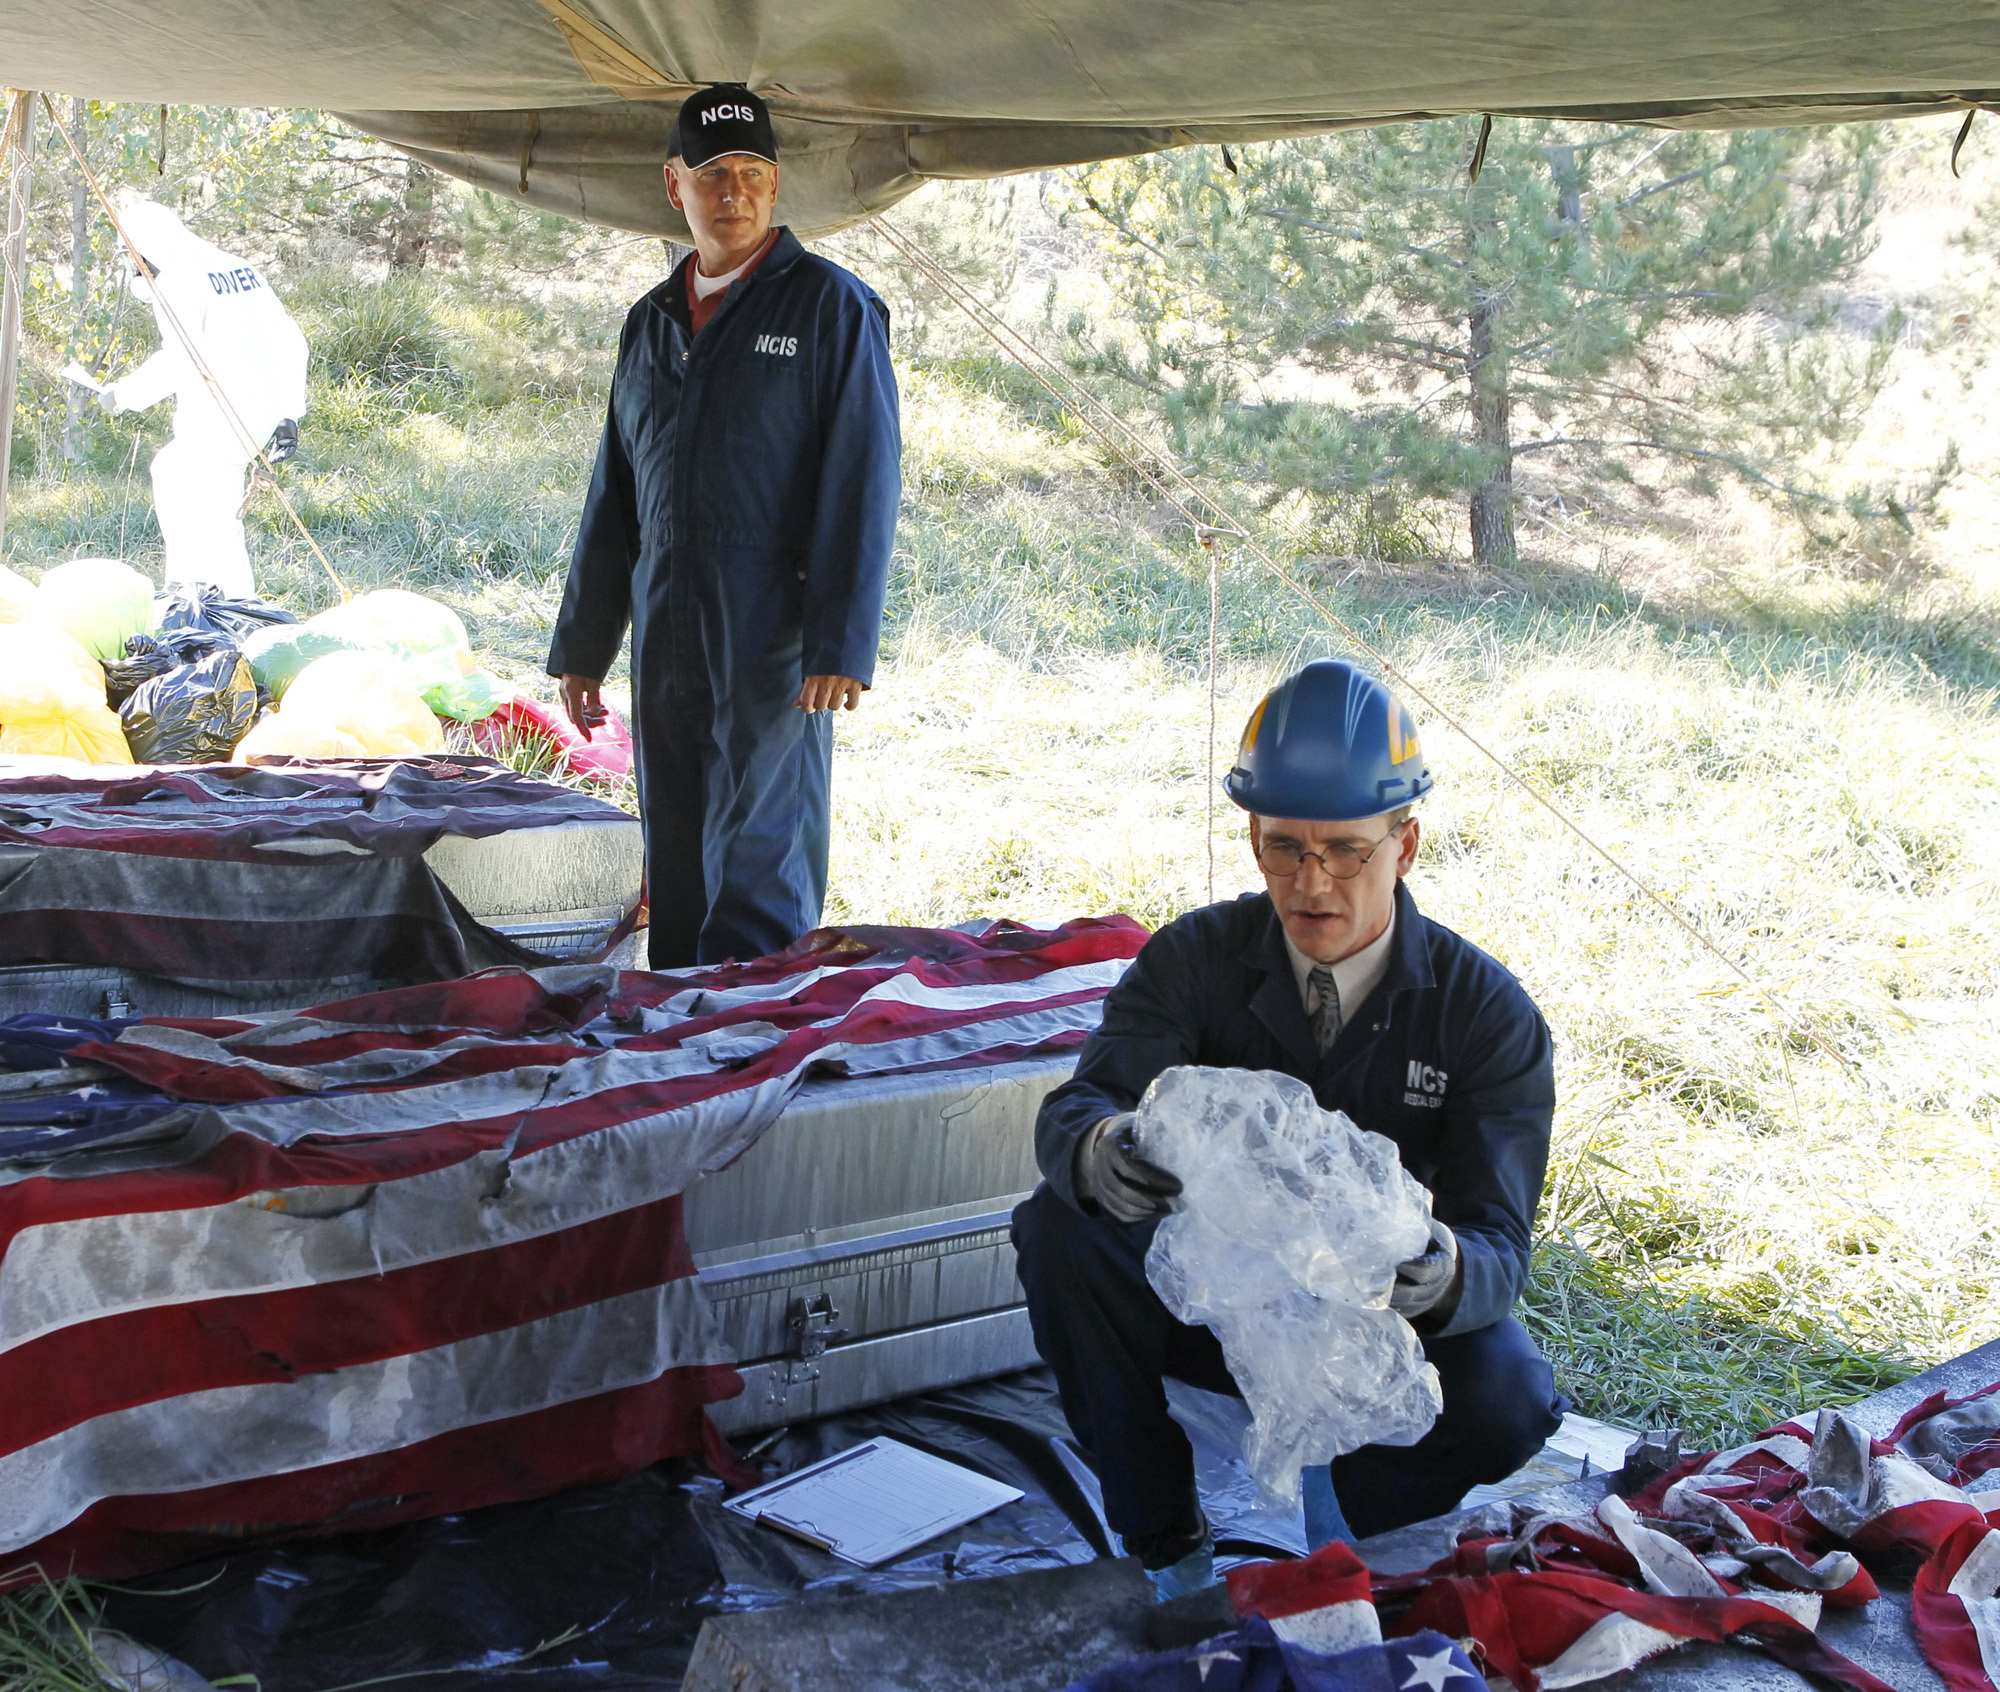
[1014,880,1564,1546]
[547,229,900,967]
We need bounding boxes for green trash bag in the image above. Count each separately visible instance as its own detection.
[301,589,505,723]
[240,622,368,704]
[426,665,511,722]
[36,558,158,663]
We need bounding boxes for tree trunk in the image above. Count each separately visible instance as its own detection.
[1548,144,1584,234]
[0,93,38,560]
[63,98,88,464]
[1466,284,1516,568]
[389,158,436,269]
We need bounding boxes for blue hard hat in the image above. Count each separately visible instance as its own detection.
[1224,659,1434,821]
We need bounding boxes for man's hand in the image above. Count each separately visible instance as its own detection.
[795,674,863,713]
[1389,1216,1461,1321]
[1075,1112,1183,1225]
[558,674,610,741]
[95,383,121,417]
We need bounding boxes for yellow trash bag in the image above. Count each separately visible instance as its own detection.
[35,558,158,663]
[0,620,133,765]
[301,588,509,721]
[0,564,37,625]
[235,650,442,762]
[234,713,369,762]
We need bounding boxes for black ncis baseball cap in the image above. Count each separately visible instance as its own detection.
[669,84,778,168]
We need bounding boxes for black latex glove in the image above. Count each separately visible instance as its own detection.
[266,418,299,463]
[1076,1111,1182,1225]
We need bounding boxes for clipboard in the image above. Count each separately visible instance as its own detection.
[724,1436,1024,1566]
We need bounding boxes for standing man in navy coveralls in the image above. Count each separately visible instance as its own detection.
[1014,658,1564,1597]
[548,85,901,967]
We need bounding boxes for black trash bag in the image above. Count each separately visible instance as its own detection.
[102,633,179,708]
[105,627,250,707]
[155,583,298,644]
[119,646,260,764]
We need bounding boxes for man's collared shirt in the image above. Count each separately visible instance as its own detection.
[1282,906,1397,1027]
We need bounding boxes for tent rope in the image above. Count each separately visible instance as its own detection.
[867,210,1849,1072]
[39,95,348,600]
[1202,528,1222,904]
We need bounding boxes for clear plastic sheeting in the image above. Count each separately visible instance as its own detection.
[1135,1065,1444,1504]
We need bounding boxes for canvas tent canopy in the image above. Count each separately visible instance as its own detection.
[4,0,2000,239]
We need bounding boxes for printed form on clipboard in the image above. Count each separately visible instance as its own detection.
[724,1436,1024,1566]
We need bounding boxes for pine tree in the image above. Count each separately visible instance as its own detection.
[1063,121,1899,568]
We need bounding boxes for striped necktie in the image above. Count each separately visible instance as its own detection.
[1308,963,1341,1054]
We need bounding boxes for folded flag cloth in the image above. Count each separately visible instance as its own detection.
[1197,1379,2000,1691]
[1065,1619,1482,1692]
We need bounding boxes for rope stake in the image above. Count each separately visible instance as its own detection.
[1203,529,1222,904]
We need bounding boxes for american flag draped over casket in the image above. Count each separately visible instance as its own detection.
[0,917,1145,1580]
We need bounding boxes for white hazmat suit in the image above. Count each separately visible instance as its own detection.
[102,201,309,599]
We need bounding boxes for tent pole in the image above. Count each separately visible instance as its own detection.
[0,91,37,564]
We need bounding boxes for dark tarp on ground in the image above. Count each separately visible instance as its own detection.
[4,1,2000,237]
[98,1368,1302,1692]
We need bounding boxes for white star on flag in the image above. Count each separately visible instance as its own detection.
[1399,1646,1474,1692]
[1194,1647,1241,1683]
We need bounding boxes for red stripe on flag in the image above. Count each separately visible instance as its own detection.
[3,1114,554,1252]
[68,1036,604,1101]
[1395,1570,1899,1692]
[608,915,1148,1011]
[1911,1515,2000,1692]
[1,1194,695,1458]
[298,969,615,1035]
[1227,1539,1372,1619]
[4,1361,743,1585]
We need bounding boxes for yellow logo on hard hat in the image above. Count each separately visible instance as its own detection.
[1239,695,1269,759]
[1389,706,1421,766]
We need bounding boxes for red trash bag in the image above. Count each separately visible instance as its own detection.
[468,691,634,783]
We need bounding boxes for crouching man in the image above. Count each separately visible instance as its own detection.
[1013,657,1563,1596]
